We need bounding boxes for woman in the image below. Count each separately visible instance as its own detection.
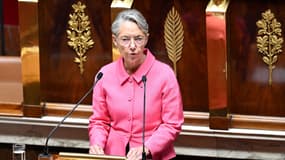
[88,9,184,160]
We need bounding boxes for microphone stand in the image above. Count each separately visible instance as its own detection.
[141,75,147,160]
[38,72,103,160]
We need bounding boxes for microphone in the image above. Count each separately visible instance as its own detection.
[141,75,147,160]
[38,72,103,160]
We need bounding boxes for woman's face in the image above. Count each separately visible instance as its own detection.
[113,21,148,74]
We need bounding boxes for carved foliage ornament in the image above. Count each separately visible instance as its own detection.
[256,9,283,85]
[164,6,184,75]
[67,1,94,74]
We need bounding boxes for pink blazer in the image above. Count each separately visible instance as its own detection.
[89,49,184,160]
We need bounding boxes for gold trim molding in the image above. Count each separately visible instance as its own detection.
[206,0,229,13]
[67,1,94,74]
[256,9,283,85]
[18,0,38,2]
[111,0,133,8]
[164,6,184,75]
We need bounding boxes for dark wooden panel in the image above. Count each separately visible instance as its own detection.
[133,0,209,112]
[39,0,112,104]
[228,0,285,116]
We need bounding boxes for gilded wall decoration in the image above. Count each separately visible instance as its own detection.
[164,6,184,75]
[67,1,94,74]
[256,9,283,85]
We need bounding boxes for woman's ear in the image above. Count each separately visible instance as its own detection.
[112,34,118,47]
[145,33,150,45]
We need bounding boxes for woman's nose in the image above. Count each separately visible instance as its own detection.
[129,38,136,50]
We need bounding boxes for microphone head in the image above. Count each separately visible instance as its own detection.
[142,75,147,82]
[96,72,103,80]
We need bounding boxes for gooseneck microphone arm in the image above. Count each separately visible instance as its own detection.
[40,72,103,157]
[141,75,147,160]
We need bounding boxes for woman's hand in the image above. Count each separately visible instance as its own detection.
[126,146,150,160]
[89,144,104,155]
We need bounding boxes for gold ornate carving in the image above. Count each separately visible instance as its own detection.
[67,1,94,74]
[256,9,283,85]
[164,6,184,75]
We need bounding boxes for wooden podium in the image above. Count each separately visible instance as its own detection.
[58,152,126,160]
